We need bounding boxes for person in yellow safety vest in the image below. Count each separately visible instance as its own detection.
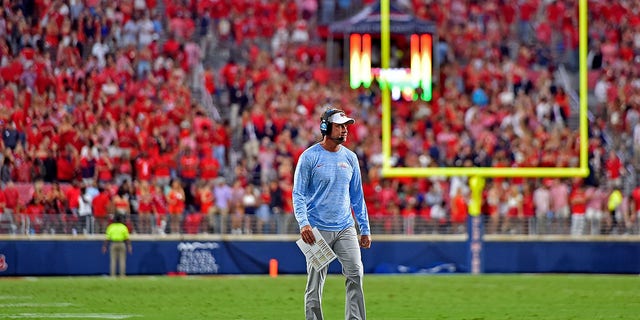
[607,188,623,235]
[102,214,132,277]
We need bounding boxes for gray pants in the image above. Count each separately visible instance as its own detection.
[110,242,127,277]
[305,226,366,320]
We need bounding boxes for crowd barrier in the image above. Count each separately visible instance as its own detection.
[1,234,639,276]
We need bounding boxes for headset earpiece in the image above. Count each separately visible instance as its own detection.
[320,121,328,136]
[320,108,341,136]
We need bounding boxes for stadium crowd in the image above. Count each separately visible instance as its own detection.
[0,0,639,236]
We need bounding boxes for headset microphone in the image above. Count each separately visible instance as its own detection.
[331,136,346,143]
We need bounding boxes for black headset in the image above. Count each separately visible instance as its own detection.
[320,108,342,136]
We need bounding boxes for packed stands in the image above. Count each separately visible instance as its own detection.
[0,0,638,236]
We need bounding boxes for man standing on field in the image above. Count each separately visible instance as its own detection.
[102,214,132,277]
[293,107,372,320]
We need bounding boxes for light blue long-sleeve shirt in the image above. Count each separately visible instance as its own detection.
[292,143,370,235]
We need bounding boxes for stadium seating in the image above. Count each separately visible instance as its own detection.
[0,0,638,236]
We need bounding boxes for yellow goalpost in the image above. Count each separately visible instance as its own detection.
[377,0,589,273]
[380,0,590,180]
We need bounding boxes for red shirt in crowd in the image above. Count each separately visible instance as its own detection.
[26,201,45,217]
[14,160,32,182]
[198,187,215,215]
[0,189,5,211]
[523,191,535,218]
[92,191,110,218]
[56,154,76,182]
[569,187,587,215]
[118,126,138,150]
[605,154,623,180]
[178,152,199,180]
[199,154,220,180]
[135,155,153,181]
[450,193,468,224]
[96,156,113,182]
[116,158,133,177]
[3,184,18,211]
[632,187,640,213]
[66,185,81,211]
[152,152,174,179]
[151,185,167,215]
[137,190,154,214]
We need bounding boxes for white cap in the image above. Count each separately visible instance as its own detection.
[328,111,355,125]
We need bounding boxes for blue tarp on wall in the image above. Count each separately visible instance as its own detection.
[0,240,638,276]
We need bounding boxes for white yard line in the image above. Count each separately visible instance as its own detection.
[0,313,140,319]
[1,287,141,319]
[0,303,74,307]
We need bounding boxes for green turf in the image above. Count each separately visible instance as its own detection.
[1,274,638,319]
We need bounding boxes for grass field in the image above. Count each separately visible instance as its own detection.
[1,274,639,319]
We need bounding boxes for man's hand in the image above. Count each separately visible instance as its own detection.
[359,235,371,249]
[300,225,316,244]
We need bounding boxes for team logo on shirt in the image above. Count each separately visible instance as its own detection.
[338,162,349,169]
[0,254,7,272]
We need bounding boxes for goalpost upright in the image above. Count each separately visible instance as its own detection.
[378,0,590,273]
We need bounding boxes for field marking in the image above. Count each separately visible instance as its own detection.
[0,313,140,319]
[0,303,74,307]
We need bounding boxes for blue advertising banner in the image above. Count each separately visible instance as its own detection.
[0,238,639,276]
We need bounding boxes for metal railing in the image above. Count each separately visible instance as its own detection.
[2,211,637,237]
